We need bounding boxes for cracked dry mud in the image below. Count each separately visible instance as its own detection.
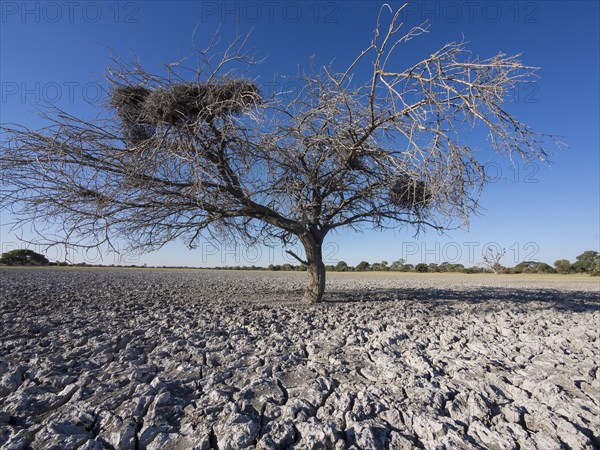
[0,268,599,450]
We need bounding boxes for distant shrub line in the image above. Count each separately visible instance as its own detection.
[1,249,598,276]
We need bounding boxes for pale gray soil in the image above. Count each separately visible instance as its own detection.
[0,269,599,449]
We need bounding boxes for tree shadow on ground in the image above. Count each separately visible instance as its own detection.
[324,286,600,314]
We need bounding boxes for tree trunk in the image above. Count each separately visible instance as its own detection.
[302,237,326,303]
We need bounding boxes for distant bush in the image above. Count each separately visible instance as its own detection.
[0,249,49,266]
[554,259,571,274]
[592,257,600,276]
[461,266,486,274]
[536,263,556,274]
[438,262,450,272]
[210,250,599,275]
[572,250,599,273]
[371,262,383,271]
[448,263,465,272]
[513,261,556,274]
[335,261,350,272]
[513,261,534,273]
[414,263,428,273]
[355,261,370,272]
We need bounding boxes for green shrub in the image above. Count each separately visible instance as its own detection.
[572,251,599,273]
[592,256,600,276]
[554,259,571,274]
[414,263,428,273]
[0,249,49,266]
[536,263,556,274]
[334,261,349,272]
[514,261,554,274]
[355,261,370,272]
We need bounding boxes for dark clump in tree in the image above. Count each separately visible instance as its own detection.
[0,249,49,266]
[110,85,150,116]
[110,80,261,143]
[138,80,261,126]
[0,5,556,302]
[389,176,432,210]
[109,85,154,143]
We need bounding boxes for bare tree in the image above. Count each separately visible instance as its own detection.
[482,247,507,274]
[1,5,552,302]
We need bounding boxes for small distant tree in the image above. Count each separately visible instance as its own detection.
[445,262,463,272]
[415,263,429,273]
[355,261,371,272]
[482,247,506,274]
[390,259,405,271]
[592,257,600,276]
[428,262,440,272]
[0,249,49,266]
[334,260,349,272]
[554,259,571,274]
[513,261,533,273]
[0,5,554,302]
[536,263,556,274]
[462,265,485,274]
[514,260,554,274]
[572,251,599,273]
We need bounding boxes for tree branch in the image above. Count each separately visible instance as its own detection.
[285,249,308,266]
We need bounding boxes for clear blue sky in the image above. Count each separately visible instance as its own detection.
[1,1,598,267]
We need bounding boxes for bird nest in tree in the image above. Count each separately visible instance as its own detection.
[109,86,151,119]
[109,86,155,143]
[110,79,261,133]
[335,147,368,170]
[389,175,432,210]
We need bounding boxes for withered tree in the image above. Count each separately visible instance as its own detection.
[482,247,507,274]
[1,6,551,302]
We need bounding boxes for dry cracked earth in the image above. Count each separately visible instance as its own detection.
[0,268,599,449]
